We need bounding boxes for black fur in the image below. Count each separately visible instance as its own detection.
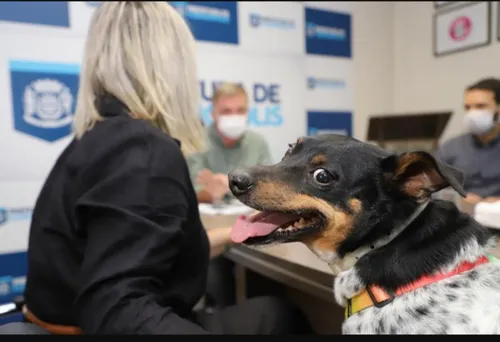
[355,200,490,292]
[228,134,492,292]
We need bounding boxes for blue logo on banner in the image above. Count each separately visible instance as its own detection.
[0,2,69,27]
[307,111,352,137]
[249,13,295,30]
[0,207,33,227]
[10,61,80,143]
[170,2,238,44]
[0,209,30,304]
[199,80,283,128]
[0,252,27,305]
[305,7,351,58]
[86,2,101,8]
[307,77,345,90]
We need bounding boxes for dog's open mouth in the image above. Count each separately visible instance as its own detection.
[231,210,325,246]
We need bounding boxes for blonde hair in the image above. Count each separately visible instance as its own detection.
[73,2,205,156]
[212,82,248,105]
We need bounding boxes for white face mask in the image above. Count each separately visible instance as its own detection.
[463,109,497,135]
[217,114,248,140]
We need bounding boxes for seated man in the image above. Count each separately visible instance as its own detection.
[188,82,273,204]
[436,78,500,204]
[188,82,273,308]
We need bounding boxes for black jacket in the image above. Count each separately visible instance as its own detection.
[24,103,210,334]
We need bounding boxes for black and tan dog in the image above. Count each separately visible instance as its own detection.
[228,134,500,334]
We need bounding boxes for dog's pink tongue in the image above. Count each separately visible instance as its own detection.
[231,212,300,243]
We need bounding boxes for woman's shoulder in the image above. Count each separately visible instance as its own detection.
[89,115,180,150]
[70,116,186,178]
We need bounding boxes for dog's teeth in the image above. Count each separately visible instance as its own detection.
[277,216,319,234]
[294,218,306,228]
[277,225,297,233]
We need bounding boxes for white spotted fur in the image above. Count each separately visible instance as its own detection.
[334,236,500,334]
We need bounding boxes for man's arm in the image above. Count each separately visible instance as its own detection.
[197,190,213,203]
[74,140,210,334]
[434,143,452,166]
[207,226,232,258]
[187,152,213,203]
[483,197,500,203]
[436,140,482,203]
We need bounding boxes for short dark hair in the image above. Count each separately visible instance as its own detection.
[466,78,500,105]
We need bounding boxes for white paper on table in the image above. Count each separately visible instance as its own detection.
[198,203,254,216]
[474,201,500,230]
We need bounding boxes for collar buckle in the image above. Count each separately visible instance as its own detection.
[366,286,395,308]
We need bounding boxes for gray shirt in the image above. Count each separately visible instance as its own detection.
[436,134,500,197]
[187,124,273,193]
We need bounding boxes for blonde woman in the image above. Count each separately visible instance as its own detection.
[15,2,311,335]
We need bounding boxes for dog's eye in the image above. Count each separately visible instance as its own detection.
[312,168,335,185]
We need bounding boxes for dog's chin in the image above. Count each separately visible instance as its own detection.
[241,209,326,247]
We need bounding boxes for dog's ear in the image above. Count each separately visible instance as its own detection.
[381,151,466,201]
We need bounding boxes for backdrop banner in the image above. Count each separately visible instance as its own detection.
[0,1,353,304]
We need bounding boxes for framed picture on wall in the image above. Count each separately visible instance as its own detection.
[498,2,500,42]
[433,1,491,57]
[434,1,455,9]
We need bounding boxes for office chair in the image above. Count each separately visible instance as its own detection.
[0,296,49,334]
[0,322,49,334]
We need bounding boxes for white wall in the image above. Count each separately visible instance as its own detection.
[351,1,394,140]
[393,1,500,142]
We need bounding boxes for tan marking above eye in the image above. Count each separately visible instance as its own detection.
[311,154,327,166]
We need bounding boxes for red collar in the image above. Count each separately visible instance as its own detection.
[346,256,489,318]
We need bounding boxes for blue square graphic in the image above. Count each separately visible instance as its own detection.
[0,252,27,305]
[0,2,69,27]
[169,2,239,45]
[10,61,80,143]
[307,111,353,137]
[305,7,352,58]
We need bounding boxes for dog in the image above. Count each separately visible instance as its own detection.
[228,134,500,334]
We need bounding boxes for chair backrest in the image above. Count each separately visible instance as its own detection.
[0,322,49,335]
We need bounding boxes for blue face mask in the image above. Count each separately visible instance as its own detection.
[463,109,497,135]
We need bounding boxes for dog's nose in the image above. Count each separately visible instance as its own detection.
[228,169,253,196]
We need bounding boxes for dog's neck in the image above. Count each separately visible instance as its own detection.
[327,201,430,275]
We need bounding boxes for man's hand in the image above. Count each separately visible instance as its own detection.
[464,193,482,205]
[212,173,229,191]
[205,181,227,202]
[483,197,500,203]
[198,172,230,203]
[197,168,214,187]
[207,226,233,258]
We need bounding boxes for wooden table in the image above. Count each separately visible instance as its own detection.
[200,211,344,334]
